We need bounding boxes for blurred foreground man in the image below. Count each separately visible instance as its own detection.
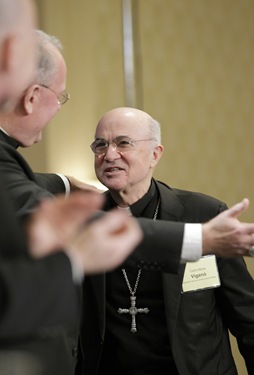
[0,3,142,375]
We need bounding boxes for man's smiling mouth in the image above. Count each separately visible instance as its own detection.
[105,167,124,173]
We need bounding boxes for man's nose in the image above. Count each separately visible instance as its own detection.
[104,143,121,159]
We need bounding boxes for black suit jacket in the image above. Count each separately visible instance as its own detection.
[78,181,254,375]
[0,130,65,217]
[0,178,79,337]
[0,133,81,375]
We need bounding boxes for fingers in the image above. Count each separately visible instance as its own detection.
[67,176,104,193]
[57,191,104,211]
[41,191,104,222]
[240,223,254,235]
[77,210,143,274]
[27,192,105,257]
[89,208,140,238]
[64,191,104,221]
[223,198,249,219]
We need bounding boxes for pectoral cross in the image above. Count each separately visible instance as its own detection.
[118,296,149,333]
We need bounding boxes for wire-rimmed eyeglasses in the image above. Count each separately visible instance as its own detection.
[90,136,156,155]
[39,84,70,105]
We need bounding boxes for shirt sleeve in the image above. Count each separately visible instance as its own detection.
[181,223,202,263]
[56,174,71,196]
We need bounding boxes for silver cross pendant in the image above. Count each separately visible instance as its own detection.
[118,295,149,333]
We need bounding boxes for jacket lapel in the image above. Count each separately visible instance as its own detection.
[154,181,187,343]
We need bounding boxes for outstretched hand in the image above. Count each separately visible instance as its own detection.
[27,193,142,274]
[68,208,143,274]
[202,198,254,257]
[27,191,104,257]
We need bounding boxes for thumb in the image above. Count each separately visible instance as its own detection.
[223,198,249,219]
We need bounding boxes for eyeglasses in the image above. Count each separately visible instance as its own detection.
[90,136,156,155]
[39,84,70,105]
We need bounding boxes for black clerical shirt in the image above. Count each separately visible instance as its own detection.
[98,180,179,375]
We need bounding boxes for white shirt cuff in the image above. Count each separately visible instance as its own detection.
[181,223,202,263]
[56,173,71,196]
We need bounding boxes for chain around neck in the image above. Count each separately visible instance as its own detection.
[121,197,160,295]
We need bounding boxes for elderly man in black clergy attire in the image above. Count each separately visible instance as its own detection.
[0,22,144,374]
[0,2,143,373]
[76,107,254,375]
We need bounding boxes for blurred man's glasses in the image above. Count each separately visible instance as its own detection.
[39,84,70,105]
[90,136,155,155]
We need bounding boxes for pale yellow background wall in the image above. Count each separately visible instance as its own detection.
[21,1,254,373]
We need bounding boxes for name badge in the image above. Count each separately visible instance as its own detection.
[182,255,220,293]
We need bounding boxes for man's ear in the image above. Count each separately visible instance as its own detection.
[151,144,164,168]
[23,85,39,115]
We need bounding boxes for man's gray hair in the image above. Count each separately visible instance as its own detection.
[148,117,161,145]
[34,29,63,85]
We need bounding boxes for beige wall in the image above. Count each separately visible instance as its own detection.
[21,1,254,373]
